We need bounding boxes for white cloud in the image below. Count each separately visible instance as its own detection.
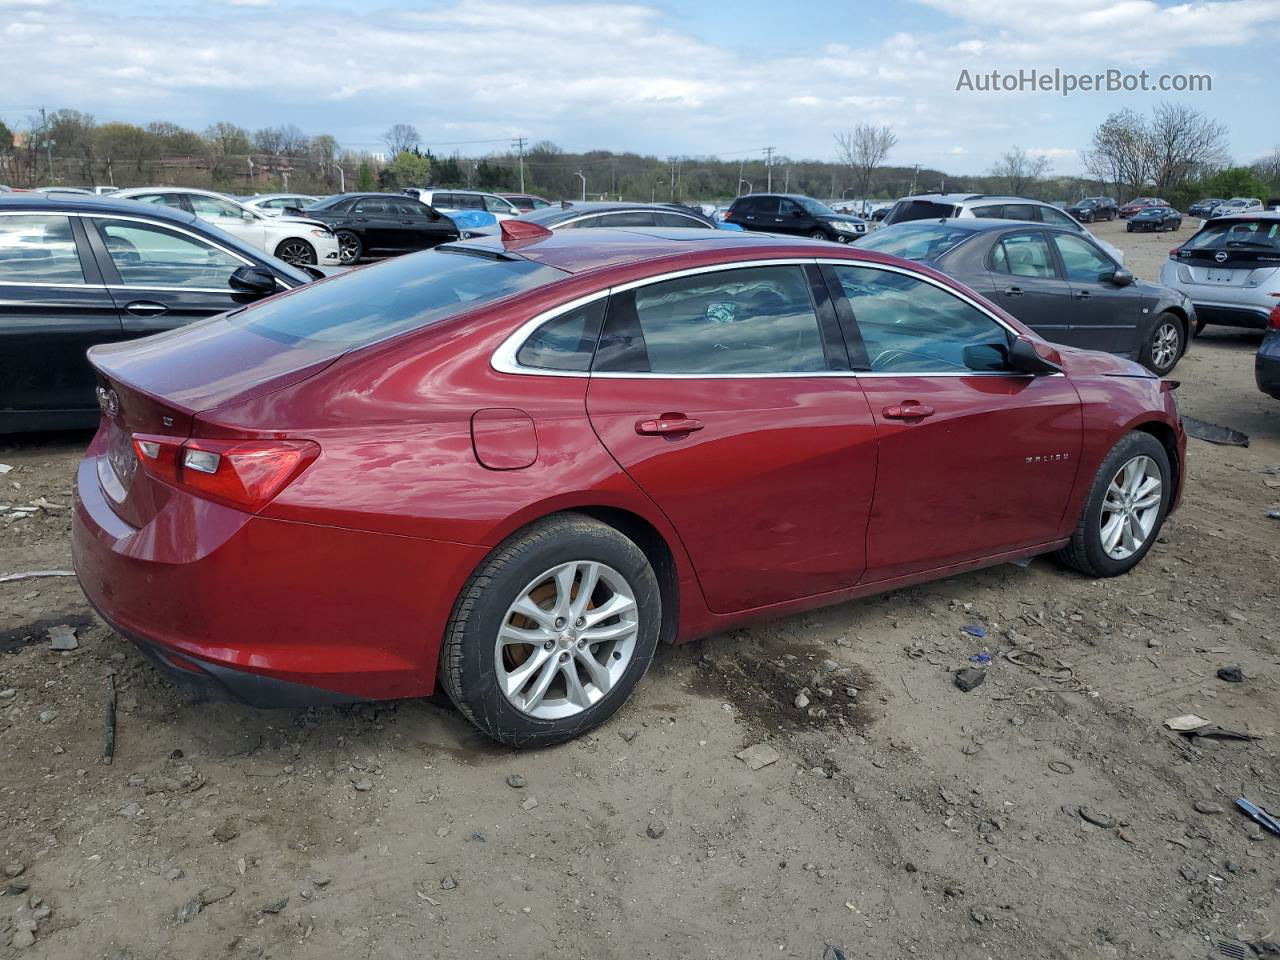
[0,0,1276,173]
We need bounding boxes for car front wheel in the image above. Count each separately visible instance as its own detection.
[1141,312,1184,375]
[336,230,362,265]
[439,514,661,748]
[1054,431,1171,577]
[274,238,316,266]
[809,230,828,241]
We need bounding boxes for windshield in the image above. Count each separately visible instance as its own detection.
[883,199,960,226]
[798,197,839,217]
[1076,199,1098,207]
[1185,219,1280,251]
[231,246,567,347]
[856,223,975,260]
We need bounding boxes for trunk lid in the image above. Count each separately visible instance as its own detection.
[88,312,341,529]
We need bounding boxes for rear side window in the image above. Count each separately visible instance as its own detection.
[885,199,960,225]
[516,299,606,371]
[971,205,1003,219]
[990,232,1057,278]
[752,197,781,216]
[0,215,85,284]
[653,212,711,228]
[832,265,1012,374]
[234,247,567,347]
[1038,206,1077,227]
[594,265,827,375]
[1001,204,1038,221]
[595,211,656,227]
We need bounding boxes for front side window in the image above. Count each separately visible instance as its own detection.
[990,232,1057,278]
[187,195,246,220]
[516,299,606,371]
[1052,233,1115,282]
[483,195,513,214]
[0,215,85,285]
[94,218,245,288]
[832,265,1012,374]
[531,198,552,209]
[971,205,1003,219]
[594,265,827,375]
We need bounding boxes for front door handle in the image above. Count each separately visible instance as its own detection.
[882,402,936,421]
[1003,286,1023,297]
[635,415,704,436]
[1075,290,1091,300]
[124,301,168,317]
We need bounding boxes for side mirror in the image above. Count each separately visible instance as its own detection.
[1106,268,1135,286]
[283,205,303,216]
[1009,336,1062,375]
[229,265,278,297]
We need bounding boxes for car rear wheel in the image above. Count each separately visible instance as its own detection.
[336,230,362,265]
[1141,312,1184,374]
[1054,431,1171,577]
[439,514,661,748]
[274,238,316,266]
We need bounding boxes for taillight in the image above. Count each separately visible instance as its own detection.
[1269,300,1280,331]
[132,434,319,512]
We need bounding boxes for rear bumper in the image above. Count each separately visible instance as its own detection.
[72,431,488,704]
[1257,331,1280,400]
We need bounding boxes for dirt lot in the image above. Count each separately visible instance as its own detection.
[2,218,1277,960]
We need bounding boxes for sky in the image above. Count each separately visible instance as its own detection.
[2,0,1278,176]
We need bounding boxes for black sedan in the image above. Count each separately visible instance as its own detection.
[301,193,459,264]
[855,219,1195,375]
[1187,198,1225,218]
[1126,207,1182,232]
[1258,320,1280,400]
[1065,197,1117,222]
[0,194,315,433]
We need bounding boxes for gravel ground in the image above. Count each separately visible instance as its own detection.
[2,218,1277,960]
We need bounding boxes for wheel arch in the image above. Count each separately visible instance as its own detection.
[478,499,693,647]
[1132,419,1181,506]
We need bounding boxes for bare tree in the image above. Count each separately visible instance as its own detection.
[278,124,309,157]
[834,124,897,200]
[204,122,252,179]
[991,146,1050,195]
[1146,101,1229,193]
[1084,109,1150,196]
[382,123,420,156]
[1253,147,1280,190]
[253,126,285,155]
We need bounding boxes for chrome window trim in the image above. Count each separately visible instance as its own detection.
[491,256,1048,380]
[0,208,299,290]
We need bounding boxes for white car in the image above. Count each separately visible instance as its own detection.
[1209,197,1263,218]
[401,188,521,222]
[240,194,322,217]
[112,187,339,267]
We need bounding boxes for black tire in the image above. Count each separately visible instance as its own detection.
[809,229,828,241]
[439,513,661,749]
[336,230,362,265]
[274,238,316,266]
[1140,311,1185,375]
[1054,431,1171,578]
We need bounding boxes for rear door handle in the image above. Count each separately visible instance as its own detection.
[1003,286,1023,297]
[882,402,936,421]
[635,415,704,435]
[124,301,168,316]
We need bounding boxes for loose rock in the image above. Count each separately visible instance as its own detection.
[1078,806,1116,829]
[1194,800,1225,815]
[505,773,527,789]
[735,743,780,771]
[646,820,666,839]
[953,668,986,692]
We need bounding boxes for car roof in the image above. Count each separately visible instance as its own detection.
[878,216,1085,235]
[894,193,1050,205]
[0,192,200,225]
[453,226,824,274]
[522,201,713,224]
[114,186,233,199]
[1206,211,1280,222]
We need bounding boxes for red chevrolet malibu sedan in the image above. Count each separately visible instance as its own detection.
[73,223,1184,747]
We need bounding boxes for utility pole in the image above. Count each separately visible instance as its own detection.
[910,163,920,195]
[511,137,527,193]
[574,170,586,201]
[764,146,775,192]
[40,107,53,183]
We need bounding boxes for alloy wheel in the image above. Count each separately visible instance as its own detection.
[1099,455,1162,560]
[276,239,316,266]
[809,230,827,240]
[337,232,361,265]
[494,560,639,721]
[1150,320,1181,371]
